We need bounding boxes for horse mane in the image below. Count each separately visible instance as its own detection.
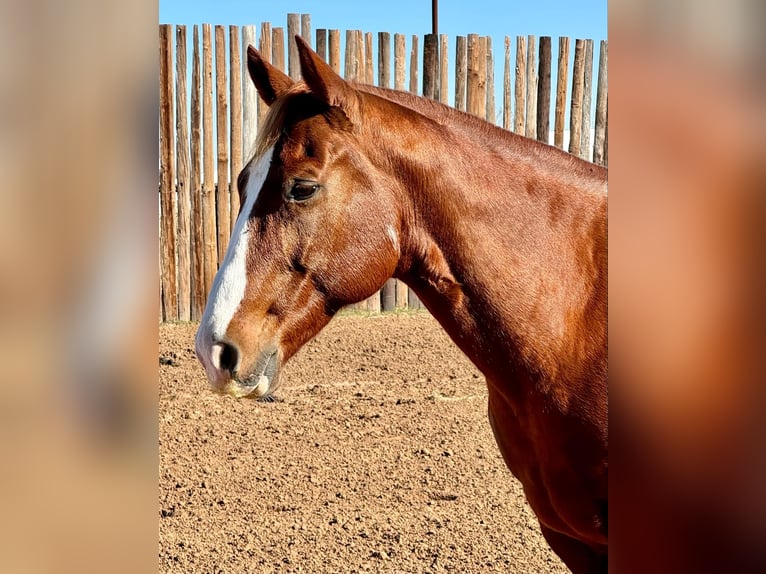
[250,83,311,161]
[354,83,607,187]
[247,79,606,193]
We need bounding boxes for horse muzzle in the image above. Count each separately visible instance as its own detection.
[196,331,281,399]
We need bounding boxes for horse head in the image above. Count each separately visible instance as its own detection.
[195,37,401,399]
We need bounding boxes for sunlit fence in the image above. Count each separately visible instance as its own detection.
[159,14,608,322]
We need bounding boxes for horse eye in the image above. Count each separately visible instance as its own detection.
[288,180,321,202]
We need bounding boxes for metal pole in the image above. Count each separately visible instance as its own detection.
[432,0,438,36]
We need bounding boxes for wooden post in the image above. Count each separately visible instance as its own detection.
[254,24,271,134]
[477,36,487,120]
[486,36,495,123]
[159,24,177,321]
[215,26,230,262]
[190,25,204,320]
[272,27,285,72]
[536,36,552,143]
[503,36,511,129]
[554,37,570,149]
[229,25,242,228]
[356,30,365,84]
[439,34,448,104]
[242,24,258,156]
[525,35,537,139]
[466,34,479,116]
[593,40,608,166]
[365,32,374,85]
[287,13,300,80]
[176,25,191,322]
[301,14,311,46]
[569,39,585,157]
[345,30,356,80]
[378,32,391,88]
[514,36,526,134]
[423,34,438,99]
[329,29,341,73]
[409,35,419,94]
[316,28,327,61]
[455,36,467,112]
[394,34,406,91]
[202,24,216,297]
[580,39,594,161]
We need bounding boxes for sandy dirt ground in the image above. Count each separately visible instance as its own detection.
[159,312,567,573]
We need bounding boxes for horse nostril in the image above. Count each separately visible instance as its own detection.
[212,341,239,375]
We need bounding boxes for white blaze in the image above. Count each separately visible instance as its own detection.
[196,147,274,375]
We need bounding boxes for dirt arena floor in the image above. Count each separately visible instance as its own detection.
[159,312,567,573]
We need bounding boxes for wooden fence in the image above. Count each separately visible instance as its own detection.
[159,15,608,322]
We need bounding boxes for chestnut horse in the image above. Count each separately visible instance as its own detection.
[196,37,607,573]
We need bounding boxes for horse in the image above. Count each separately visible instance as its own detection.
[195,36,608,573]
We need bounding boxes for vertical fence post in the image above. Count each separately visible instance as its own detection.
[287,14,300,80]
[215,26,230,262]
[159,24,177,321]
[569,39,585,157]
[329,29,341,73]
[580,39,594,161]
[378,32,391,88]
[593,40,608,166]
[525,35,537,139]
[455,36,467,112]
[394,33,406,92]
[301,14,311,47]
[514,36,526,134]
[272,27,285,72]
[345,30,356,80]
[477,36,487,120]
[554,37,570,149]
[365,32,374,85]
[439,34,449,104]
[423,34,438,99]
[536,36,552,143]
[201,24,216,297]
[175,25,191,322]
[255,24,272,131]
[229,25,242,227]
[503,36,511,129]
[356,30,365,84]
[242,24,258,156]
[316,28,327,61]
[486,37,495,123]
[409,35,419,94]
[190,25,204,320]
[466,34,479,116]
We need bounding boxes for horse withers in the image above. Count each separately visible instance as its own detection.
[195,36,608,573]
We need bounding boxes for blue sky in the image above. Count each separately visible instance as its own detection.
[160,1,606,142]
[160,1,606,43]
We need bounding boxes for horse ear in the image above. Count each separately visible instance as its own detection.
[295,35,360,123]
[246,45,293,105]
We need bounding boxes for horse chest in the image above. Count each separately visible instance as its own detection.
[486,382,607,545]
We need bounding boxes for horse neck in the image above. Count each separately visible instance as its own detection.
[360,92,608,383]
